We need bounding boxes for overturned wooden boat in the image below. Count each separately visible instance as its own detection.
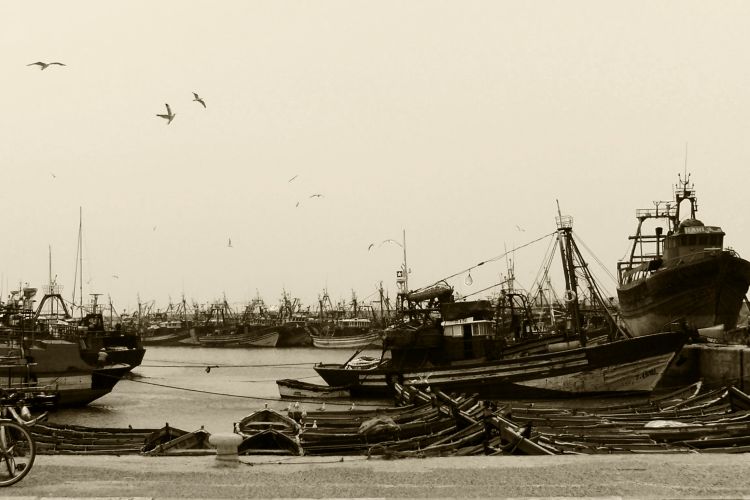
[141,424,214,456]
[238,430,303,456]
[276,379,352,399]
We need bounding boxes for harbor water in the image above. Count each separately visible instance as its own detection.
[47,346,389,434]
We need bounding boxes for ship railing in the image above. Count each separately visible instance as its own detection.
[635,205,677,219]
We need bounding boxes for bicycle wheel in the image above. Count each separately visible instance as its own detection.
[0,421,35,487]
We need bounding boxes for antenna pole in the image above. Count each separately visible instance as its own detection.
[402,229,408,293]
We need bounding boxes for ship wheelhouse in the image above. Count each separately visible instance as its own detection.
[442,317,494,338]
[662,219,724,260]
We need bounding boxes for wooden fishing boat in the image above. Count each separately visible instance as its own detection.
[316,213,687,400]
[234,406,303,455]
[30,421,157,455]
[276,378,352,399]
[317,329,687,399]
[141,424,214,456]
[310,330,382,349]
[238,429,303,456]
[236,407,301,436]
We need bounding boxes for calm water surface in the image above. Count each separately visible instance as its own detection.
[48,346,389,434]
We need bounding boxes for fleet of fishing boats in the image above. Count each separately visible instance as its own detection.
[1,174,749,458]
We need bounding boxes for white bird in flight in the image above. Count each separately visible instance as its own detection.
[288,174,298,183]
[309,193,323,198]
[368,243,374,251]
[228,238,233,248]
[156,103,175,124]
[380,239,402,248]
[192,92,206,108]
[27,61,65,70]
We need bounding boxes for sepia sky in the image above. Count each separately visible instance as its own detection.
[3,1,750,313]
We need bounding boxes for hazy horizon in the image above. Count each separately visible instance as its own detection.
[4,1,750,313]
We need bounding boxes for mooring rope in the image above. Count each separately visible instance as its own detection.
[110,372,382,407]
[140,360,317,369]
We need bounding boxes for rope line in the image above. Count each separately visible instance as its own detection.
[118,373,386,407]
[414,231,556,293]
[142,360,315,368]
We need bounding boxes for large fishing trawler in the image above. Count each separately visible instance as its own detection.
[617,174,750,338]
[313,219,687,399]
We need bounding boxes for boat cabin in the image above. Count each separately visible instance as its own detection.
[442,317,494,338]
[441,316,498,362]
[663,219,724,260]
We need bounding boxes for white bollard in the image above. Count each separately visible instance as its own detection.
[209,433,244,467]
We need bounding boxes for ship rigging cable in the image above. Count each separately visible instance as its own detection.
[414,231,556,294]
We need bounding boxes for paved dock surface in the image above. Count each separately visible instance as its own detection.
[0,453,748,499]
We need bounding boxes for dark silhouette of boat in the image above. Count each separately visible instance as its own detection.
[313,211,688,398]
[616,174,750,339]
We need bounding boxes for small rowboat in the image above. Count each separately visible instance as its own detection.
[276,379,352,399]
[310,331,382,349]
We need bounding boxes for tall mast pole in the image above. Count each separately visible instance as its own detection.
[402,229,408,293]
[78,207,83,318]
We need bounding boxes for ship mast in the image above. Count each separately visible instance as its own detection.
[556,201,583,344]
[71,207,84,318]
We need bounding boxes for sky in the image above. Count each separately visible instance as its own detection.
[3,1,750,314]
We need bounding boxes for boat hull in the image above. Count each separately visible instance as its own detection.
[314,331,687,398]
[311,332,382,349]
[618,251,750,336]
[0,340,132,407]
[141,329,193,346]
[199,328,279,347]
[276,379,352,399]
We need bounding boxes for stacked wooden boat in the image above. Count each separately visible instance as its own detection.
[506,383,750,454]
[21,380,750,457]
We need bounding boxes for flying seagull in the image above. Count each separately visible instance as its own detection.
[288,174,298,183]
[192,92,206,108]
[50,172,56,179]
[27,61,65,70]
[112,275,119,279]
[295,201,300,208]
[309,193,323,198]
[156,103,175,124]
[515,225,525,232]
[228,238,233,248]
[380,239,401,247]
[368,243,374,251]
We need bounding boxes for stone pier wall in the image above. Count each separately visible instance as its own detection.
[660,344,750,391]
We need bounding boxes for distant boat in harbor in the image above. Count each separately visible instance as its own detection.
[616,174,750,339]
